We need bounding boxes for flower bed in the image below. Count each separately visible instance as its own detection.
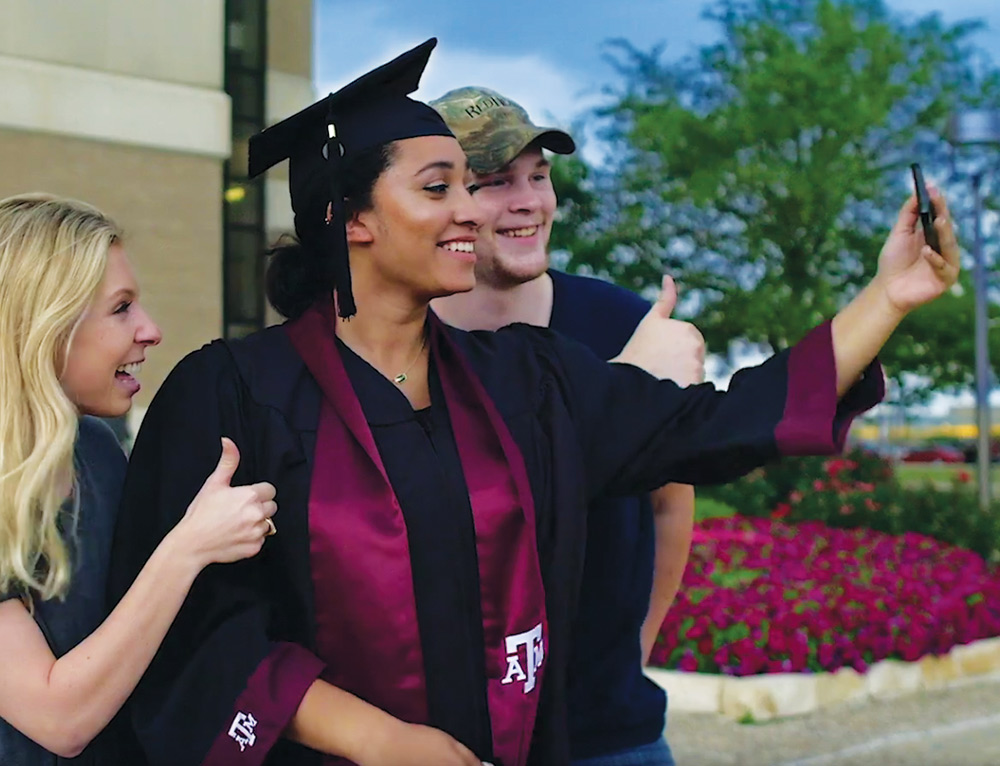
[649,516,1000,676]
[701,449,1000,563]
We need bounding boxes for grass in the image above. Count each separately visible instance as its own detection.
[695,496,739,521]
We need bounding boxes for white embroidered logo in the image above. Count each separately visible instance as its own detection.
[500,622,544,693]
[228,711,258,752]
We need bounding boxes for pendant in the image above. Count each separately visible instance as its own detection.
[393,372,407,384]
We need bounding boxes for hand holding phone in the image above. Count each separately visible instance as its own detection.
[910,163,941,254]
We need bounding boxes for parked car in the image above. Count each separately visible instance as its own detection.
[901,444,966,464]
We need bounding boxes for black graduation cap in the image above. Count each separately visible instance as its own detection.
[248,38,453,318]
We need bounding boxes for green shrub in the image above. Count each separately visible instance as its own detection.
[701,448,1000,563]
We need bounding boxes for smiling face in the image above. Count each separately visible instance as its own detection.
[60,243,162,417]
[347,135,485,304]
[468,145,557,288]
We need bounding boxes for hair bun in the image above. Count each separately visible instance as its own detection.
[265,238,330,319]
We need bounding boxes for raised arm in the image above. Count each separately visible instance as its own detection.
[831,187,959,395]
[0,438,275,758]
[549,189,957,499]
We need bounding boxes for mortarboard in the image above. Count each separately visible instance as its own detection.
[248,38,454,318]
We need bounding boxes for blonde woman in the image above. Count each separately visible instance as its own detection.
[0,194,279,764]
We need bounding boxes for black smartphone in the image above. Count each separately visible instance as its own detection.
[910,163,940,253]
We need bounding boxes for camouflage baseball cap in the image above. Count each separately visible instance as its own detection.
[430,86,576,174]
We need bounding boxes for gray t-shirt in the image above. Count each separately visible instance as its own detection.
[0,417,141,765]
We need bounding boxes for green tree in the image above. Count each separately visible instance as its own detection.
[564,0,1000,388]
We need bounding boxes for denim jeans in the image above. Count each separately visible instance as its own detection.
[570,738,676,766]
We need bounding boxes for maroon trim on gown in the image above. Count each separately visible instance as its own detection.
[201,643,325,766]
[776,320,886,455]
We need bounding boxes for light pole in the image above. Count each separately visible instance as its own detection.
[948,109,1000,512]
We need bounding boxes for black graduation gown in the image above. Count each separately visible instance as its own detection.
[108,319,881,766]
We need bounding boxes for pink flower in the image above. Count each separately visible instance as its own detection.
[647,515,1000,677]
[679,651,699,672]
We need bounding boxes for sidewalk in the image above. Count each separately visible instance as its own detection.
[666,672,1000,765]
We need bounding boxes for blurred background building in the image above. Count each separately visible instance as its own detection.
[0,0,314,430]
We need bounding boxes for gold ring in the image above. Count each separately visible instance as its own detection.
[264,517,277,537]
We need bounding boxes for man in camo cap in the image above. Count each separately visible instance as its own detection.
[432,86,698,766]
[431,86,576,175]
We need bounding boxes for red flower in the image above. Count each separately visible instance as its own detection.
[771,503,791,520]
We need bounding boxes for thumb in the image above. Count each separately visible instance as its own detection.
[207,437,240,488]
[655,274,677,318]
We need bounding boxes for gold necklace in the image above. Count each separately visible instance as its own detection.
[393,332,427,385]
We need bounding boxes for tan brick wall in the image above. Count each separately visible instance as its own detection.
[264,0,314,326]
[267,0,312,78]
[0,0,225,89]
[0,129,223,410]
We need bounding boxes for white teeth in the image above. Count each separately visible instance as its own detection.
[441,241,475,253]
[500,226,538,238]
[116,362,142,376]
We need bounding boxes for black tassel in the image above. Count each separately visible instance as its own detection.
[325,100,356,319]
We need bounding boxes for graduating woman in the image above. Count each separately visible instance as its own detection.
[0,195,279,764]
[108,40,959,766]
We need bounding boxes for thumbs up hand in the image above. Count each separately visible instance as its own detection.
[172,438,278,568]
[612,275,706,386]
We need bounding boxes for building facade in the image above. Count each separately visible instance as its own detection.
[0,0,313,429]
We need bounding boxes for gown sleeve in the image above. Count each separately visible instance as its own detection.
[545,320,884,499]
[107,343,324,766]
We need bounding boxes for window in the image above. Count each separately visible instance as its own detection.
[223,0,267,338]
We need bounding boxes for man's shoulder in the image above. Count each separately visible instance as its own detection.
[549,269,650,314]
[548,270,649,356]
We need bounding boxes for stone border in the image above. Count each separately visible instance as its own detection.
[645,636,1000,721]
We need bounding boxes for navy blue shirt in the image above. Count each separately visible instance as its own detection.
[548,270,668,758]
[0,417,139,765]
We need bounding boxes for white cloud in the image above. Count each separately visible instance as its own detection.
[419,50,597,128]
[317,46,596,129]
[316,43,610,164]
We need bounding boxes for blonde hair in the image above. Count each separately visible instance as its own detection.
[0,193,121,601]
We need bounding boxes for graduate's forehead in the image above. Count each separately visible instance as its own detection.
[386,135,470,176]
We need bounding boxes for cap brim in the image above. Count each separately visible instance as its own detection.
[531,128,576,156]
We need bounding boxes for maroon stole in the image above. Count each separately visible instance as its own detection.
[284,304,548,766]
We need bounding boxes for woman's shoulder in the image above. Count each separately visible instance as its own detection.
[77,417,127,473]
[148,325,316,431]
[75,417,128,530]
[446,321,609,413]
[447,322,555,375]
[450,321,563,354]
[166,325,302,386]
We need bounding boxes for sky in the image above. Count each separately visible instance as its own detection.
[314,0,1000,133]
[312,0,1000,413]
